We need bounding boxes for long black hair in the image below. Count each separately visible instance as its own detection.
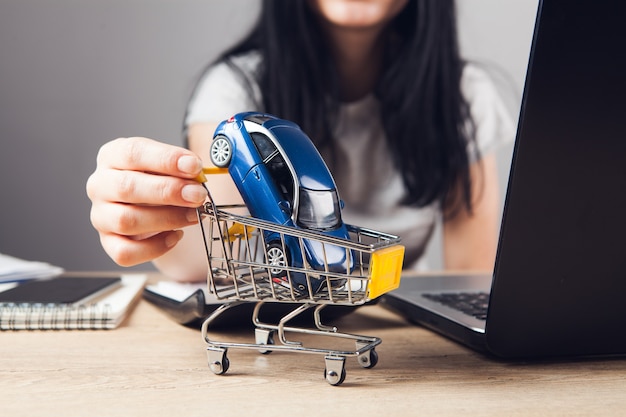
[198,0,478,214]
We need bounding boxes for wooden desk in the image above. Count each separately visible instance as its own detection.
[2,277,626,417]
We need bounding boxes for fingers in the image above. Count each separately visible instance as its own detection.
[86,136,208,208]
[87,168,207,208]
[97,137,203,179]
[86,137,209,266]
[99,230,184,267]
[90,202,200,237]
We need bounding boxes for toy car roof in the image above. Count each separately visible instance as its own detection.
[241,113,338,192]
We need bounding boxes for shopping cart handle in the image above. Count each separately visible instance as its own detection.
[367,244,405,299]
[195,167,229,183]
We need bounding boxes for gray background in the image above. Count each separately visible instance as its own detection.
[0,0,538,273]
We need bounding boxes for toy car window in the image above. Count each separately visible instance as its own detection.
[296,187,342,230]
[266,152,294,203]
[251,132,277,160]
[244,114,274,124]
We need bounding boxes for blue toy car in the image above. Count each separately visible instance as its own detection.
[209,112,354,294]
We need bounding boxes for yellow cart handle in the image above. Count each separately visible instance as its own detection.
[195,167,229,183]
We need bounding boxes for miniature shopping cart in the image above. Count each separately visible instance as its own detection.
[196,192,405,386]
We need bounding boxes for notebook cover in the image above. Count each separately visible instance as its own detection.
[0,276,121,304]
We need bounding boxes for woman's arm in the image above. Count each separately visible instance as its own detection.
[442,153,501,271]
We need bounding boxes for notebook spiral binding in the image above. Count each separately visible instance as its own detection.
[0,303,113,330]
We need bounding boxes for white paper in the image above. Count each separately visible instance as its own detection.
[0,253,64,283]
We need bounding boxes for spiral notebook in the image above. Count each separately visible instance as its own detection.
[0,274,147,330]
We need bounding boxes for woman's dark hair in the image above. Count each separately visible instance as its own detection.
[201,0,478,214]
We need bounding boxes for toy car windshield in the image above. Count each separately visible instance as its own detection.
[296,187,342,230]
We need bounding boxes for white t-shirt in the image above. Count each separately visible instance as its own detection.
[186,52,515,269]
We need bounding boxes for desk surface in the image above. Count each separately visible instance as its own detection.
[2,275,626,417]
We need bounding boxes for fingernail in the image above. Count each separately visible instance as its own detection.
[186,208,200,223]
[178,155,202,175]
[165,230,183,248]
[182,184,207,203]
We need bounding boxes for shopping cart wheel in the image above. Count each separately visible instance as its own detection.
[255,328,275,354]
[358,348,379,369]
[323,356,346,386]
[207,347,230,375]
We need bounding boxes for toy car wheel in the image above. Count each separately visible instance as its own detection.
[267,242,289,278]
[210,135,232,167]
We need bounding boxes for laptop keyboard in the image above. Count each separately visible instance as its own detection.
[423,292,490,320]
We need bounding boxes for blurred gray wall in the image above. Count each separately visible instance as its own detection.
[0,0,537,272]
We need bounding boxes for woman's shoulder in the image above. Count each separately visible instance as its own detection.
[460,63,503,102]
[461,62,517,154]
[210,50,262,79]
[186,51,263,125]
[460,61,515,119]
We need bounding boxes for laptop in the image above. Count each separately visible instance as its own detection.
[380,0,626,359]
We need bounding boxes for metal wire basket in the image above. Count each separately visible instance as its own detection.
[197,190,404,385]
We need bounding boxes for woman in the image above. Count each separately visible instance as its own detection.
[86,0,513,282]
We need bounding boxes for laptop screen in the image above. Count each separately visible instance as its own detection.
[486,0,626,357]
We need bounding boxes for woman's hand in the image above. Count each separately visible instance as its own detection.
[86,137,207,266]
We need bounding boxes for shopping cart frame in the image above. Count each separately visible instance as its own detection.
[196,190,404,385]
